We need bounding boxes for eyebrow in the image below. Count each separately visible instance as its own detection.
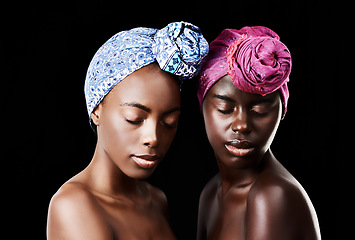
[252,98,275,104]
[121,102,181,114]
[213,94,235,103]
[121,102,151,113]
[213,94,277,104]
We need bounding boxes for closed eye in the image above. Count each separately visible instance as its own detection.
[161,122,178,129]
[125,118,144,125]
[217,108,234,115]
[250,100,276,116]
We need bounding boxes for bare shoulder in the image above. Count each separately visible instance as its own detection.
[197,174,219,240]
[145,182,168,204]
[143,182,169,217]
[249,164,307,206]
[47,182,114,240]
[245,160,321,240]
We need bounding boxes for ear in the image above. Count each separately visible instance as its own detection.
[90,104,102,126]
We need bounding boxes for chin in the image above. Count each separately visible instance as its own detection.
[217,151,260,169]
[221,156,251,169]
[124,167,156,180]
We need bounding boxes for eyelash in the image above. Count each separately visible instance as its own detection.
[251,106,270,116]
[162,122,178,129]
[217,108,234,115]
[125,119,144,125]
[217,108,269,116]
[252,110,268,115]
[125,119,177,129]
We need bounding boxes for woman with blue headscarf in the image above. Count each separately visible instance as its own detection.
[47,21,208,240]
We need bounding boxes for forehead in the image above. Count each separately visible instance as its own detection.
[207,75,280,103]
[104,63,181,108]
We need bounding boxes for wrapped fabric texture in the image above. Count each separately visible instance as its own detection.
[85,21,209,117]
[197,26,291,116]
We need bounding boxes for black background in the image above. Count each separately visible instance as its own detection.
[4,0,339,239]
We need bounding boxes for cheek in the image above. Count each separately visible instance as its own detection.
[99,111,137,157]
[203,110,226,150]
[253,113,281,152]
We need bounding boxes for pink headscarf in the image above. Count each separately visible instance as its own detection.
[197,26,292,116]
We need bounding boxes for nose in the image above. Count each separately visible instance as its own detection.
[142,121,159,148]
[231,107,251,134]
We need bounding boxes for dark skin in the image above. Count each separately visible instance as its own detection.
[47,63,180,240]
[197,75,321,240]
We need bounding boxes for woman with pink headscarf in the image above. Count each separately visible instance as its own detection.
[196,26,321,240]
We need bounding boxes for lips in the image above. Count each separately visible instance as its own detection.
[131,155,161,169]
[225,139,255,157]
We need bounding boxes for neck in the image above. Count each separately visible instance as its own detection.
[217,150,272,195]
[83,143,140,199]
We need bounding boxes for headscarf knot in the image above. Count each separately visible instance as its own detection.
[85,21,209,116]
[197,26,291,116]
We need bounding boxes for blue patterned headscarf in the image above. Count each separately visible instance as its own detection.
[84,21,209,116]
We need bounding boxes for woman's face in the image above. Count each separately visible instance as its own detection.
[92,63,181,179]
[202,75,282,170]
